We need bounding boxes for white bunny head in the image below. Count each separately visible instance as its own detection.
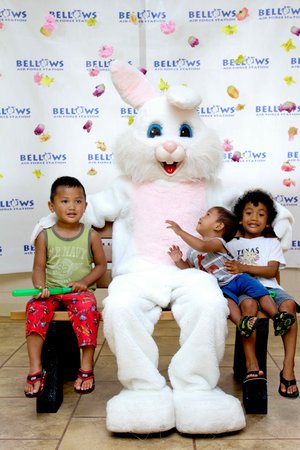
[110,61,223,183]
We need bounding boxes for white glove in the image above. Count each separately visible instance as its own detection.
[273,201,294,251]
[30,212,56,245]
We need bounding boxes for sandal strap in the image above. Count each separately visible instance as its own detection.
[239,315,258,336]
[280,371,297,388]
[274,312,295,336]
[26,371,42,385]
[247,370,260,376]
[274,312,295,325]
[245,370,266,379]
[77,369,94,381]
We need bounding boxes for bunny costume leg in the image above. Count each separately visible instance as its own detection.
[103,271,175,433]
[103,268,245,434]
[169,270,246,433]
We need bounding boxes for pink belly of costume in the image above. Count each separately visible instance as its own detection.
[132,182,207,265]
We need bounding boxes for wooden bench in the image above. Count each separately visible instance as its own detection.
[10,222,269,414]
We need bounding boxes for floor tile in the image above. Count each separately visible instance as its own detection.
[3,343,29,367]
[194,439,300,449]
[0,396,77,439]
[94,355,118,381]
[59,418,194,450]
[154,336,180,355]
[0,441,59,450]
[74,381,122,417]
[153,322,180,337]
[0,366,29,396]
[0,315,299,448]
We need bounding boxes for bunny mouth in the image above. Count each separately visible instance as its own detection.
[162,162,179,175]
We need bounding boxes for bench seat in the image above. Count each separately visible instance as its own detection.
[10,309,175,321]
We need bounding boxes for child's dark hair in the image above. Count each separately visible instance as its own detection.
[233,189,277,237]
[213,206,239,242]
[50,176,86,201]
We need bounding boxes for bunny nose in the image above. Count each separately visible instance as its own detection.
[163,141,177,153]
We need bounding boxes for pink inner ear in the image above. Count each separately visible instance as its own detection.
[110,60,159,109]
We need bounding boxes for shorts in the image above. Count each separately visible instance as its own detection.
[238,287,295,308]
[221,273,269,305]
[26,291,100,347]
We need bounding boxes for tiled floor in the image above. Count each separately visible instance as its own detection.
[0,316,299,450]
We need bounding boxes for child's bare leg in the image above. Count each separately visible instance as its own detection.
[74,345,95,392]
[242,332,264,378]
[240,297,258,317]
[227,298,242,326]
[238,298,264,377]
[24,333,44,395]
[239,297,259,333]
[279,300,298,395]
[259,294,278,318]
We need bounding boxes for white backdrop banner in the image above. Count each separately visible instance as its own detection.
[0,0,299,273]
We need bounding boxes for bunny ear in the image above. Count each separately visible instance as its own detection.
[110,60,159,109]
[167,85,202,109]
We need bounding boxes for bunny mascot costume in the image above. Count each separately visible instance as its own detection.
[31,60,293,434]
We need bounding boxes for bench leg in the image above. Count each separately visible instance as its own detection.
[59,321,81,382]
[243,377,268,414]
[37,321,80,413]
[233,318,269,414]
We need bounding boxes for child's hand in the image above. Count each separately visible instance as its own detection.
[223,260,243,274]
[34,287,50,299]
[166,220,182,235]
[69,282,88,292]
[168,245,183,263]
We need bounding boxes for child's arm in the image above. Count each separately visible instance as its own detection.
[166,220,225,253]
[168,245,191,269]
[32,231,50,298]
[224,259,279,278]
[69,229,107,292]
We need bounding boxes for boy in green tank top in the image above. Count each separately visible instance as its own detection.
[24,176,107,397]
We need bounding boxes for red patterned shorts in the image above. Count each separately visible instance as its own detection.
[26,291,100,347]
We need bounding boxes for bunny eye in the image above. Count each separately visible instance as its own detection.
[147,123,162,138]
[180,123,192,137]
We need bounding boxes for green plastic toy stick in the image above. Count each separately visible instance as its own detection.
[11,287,72,297]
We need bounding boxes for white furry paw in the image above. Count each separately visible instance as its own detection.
[106,386,175,433]
[173,388,246,434]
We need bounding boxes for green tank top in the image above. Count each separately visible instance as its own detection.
[45,225,96,290]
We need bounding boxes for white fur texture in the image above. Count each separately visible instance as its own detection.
[167,85,202,109]
[173,389,246,434]
[106,387,175,433]
[114,95,223,184]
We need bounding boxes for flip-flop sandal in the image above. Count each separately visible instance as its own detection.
[24,369,47,398]
[239,315,258,338]
[74,369,95,395]
[273,312,295,336]
[278,370,299,398]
